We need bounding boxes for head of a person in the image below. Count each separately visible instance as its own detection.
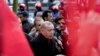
[52,5,59,12]
[35,1,42,10]
[19,3,26,11]
[34,16,44,31]
[55,16,66,31]
[42,10,53,21]
[39,21,54,40]
[18,11,29,22]
[36,12,43,17]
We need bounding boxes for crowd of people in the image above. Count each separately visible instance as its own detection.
[17,2,68,56]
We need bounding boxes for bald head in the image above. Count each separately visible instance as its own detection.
[40,21,54,39]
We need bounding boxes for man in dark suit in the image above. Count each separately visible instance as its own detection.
[31,21,59,56]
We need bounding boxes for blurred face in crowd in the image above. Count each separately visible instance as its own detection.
[36,12,43,17]
[57,19,66,31]
[40,21,54,40]
[35,17,44,31]
[47,13,53,21]
[18,14,27,22]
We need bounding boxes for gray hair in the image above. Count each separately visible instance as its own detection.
[36,12,43,17]
[34,17,44,26]
[40,21,54,29]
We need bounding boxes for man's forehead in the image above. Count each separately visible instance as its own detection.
[36,21,43,24]
[44,24,54,30]
[48,25,54,29]
[48,13,52,15]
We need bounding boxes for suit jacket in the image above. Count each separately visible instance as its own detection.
[31,33,58,56]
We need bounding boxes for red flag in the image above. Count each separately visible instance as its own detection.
[62,0,100,56]
[0,0,34,56]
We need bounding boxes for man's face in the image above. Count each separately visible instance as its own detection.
[18,14,26,22]
[35,20,43,31]
[57,19,66,31]
[42,24,54,40]
[47,13,53,21]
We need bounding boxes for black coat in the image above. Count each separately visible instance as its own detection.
[31,34,58,56]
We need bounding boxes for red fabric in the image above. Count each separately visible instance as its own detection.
[0,0,34,56]
[62,0,100,56]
